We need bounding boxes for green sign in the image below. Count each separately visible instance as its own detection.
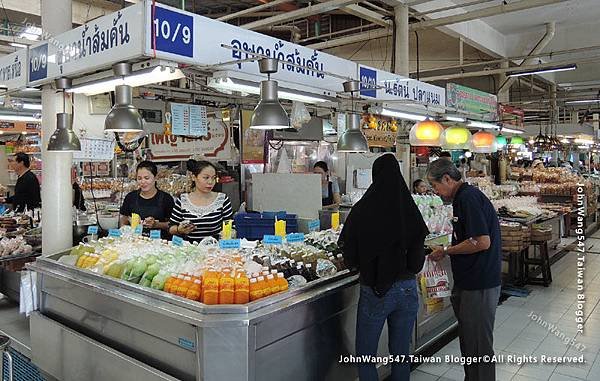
[446,83,498,121]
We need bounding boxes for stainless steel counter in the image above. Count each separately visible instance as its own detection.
[28,248,456,381]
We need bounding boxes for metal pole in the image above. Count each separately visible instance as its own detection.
[41,0,74,254]
[394,5,411,187]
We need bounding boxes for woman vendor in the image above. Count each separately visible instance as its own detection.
[119,161,175,239]
[313,161,341,209]
[169,160,234,242]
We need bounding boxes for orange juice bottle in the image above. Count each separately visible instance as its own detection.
[177,276,192,297]
[219,271,235,304]
[267,274,278,295]
[202,270,219,305]
[257,276,269,298]
[234,272,250,304]
[249,278,261,301]
[276,273,288,292]
[163,273,177,293]
[186,279,202,301]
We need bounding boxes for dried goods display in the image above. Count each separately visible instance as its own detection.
[0,236,34,257]
[412,195,453,237]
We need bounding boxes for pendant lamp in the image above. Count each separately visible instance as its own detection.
[250,58,290,130]
[47,77,82,152]
[409,118,443,146]
[471,130,496,153]
[441,125,471,150]
[337,81,368,152]
[496,134,507,150]
[104,63,144,133]
[510,136,524,147]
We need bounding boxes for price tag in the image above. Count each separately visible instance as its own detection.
[219,239,241,249]
[172,235,184,246]
[87,226,99,235]
[150,230,161,239]
[286,233,305,243]
[134,225,143,235]
[308,219,320,232]
[108,229,121,238]
[263,235,283,245]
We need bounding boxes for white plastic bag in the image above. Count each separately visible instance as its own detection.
[422,257,451,298]
[19,270,38,317]
[291,101,311,129]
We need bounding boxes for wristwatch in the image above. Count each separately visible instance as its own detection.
[443,245,449,255]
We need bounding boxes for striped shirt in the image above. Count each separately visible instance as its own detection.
[170,192,234,242]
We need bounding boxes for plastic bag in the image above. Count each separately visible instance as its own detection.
[315,258,337,278]
[421,257,451,299]
[291,101,311,129]
[19,270,38,317]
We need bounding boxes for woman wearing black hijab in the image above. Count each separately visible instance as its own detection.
[339,154,429,381]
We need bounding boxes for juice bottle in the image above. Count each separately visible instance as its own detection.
[202,270,219,305]
[169,275,184,295]
[186,279,202,301]
[163,273,177,293]
[306,264,316,281]
[249,278,261,301]
[267,274,278,295]
[177,276,192,297]
[276,273,289,292]
[257,276,269,297]
[219,271,235,304]
[336,254,346,270]
[234,272,250,304]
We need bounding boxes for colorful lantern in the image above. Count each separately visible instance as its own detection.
[510,136,524,146]
[496,134,507,149]
[441,125,471,150]
[409,118,443,146]
[471,131,496,153]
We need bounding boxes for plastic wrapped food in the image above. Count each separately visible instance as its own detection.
[287,275,307,288]
[315,258,337,278]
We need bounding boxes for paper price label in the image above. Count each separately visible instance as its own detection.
[308,219,320,232]
[172,235,184,246]
[108,229,121,238]
[150,230,161,239]
[263,235,283,245]
[87,226,99,235]
[134,225,143,235]
[286,233,305,243]
[219,239,241,249]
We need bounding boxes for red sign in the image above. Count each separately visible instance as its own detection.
[500,104,524,129]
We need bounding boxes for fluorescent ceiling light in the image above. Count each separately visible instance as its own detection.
[565,99,600,105]
[19,26,42,41]
[445,116,466,122]
[380,108,427,121]
[23,87,40,92]
[467,120,499,129]
[208,77,334,104]
[575,138,594,145]
[0,115,41,122]
[22,103,42,110]
[501,127,524,134]
[507,64,577,78]
[9,43,27,48]
[68,66,185,96]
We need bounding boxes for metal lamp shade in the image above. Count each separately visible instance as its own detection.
[250,80,290,130]
[104,85,144,132]
[47,113,81,152]
[337,113,368,152]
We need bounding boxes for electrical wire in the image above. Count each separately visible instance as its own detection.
[0,0,16,41]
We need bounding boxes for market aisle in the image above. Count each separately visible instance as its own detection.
[412,239,600,381]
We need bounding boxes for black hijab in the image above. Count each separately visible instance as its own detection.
[339,154,429,294]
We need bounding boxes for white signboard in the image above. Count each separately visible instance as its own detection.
[358,64,446,108]
[170,102,208,136]
[144,1,357,92]
[28,3,145,86]
[148,118,230,162]
[0,50,27,91]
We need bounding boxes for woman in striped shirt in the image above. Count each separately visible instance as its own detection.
[169,160,233,242]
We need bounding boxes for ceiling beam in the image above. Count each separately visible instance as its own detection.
[241,0,360,30]
[0,0,120,26]
[217,0,294,22]
[307,28,389,50]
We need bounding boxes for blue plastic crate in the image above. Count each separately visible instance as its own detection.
[234,212,298,240]
[3,348,46,381]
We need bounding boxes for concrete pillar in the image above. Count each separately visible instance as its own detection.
[41,0,73,254]
[497,61,510,104]
[394,5,409,76]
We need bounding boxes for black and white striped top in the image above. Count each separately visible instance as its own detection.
[169,193,234,242]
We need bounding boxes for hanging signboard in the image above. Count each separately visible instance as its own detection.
[358,65,446,109]
[499,104,524,129]
[170,102,208,137]
[0,121,39,133]
[241,109,265,164]
[148,118,230,162]
[144,2,357,92]
[446,83,498,121]
[0,50,27,91]
[27,3,145,86]
[360,114,398,148]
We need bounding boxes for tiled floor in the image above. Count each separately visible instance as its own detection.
[413,231,600,381]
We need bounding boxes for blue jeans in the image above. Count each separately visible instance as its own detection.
[356,279,418,381]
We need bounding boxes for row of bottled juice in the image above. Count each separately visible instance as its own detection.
[163,268,288,305]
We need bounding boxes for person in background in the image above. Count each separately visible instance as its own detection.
[0,153,41,212]
[426,159,501,381]
[72,166,86,211]
[120,161,174,239]
[412,179,429,195]
[313,161,341,209]
[339,154,428,381]
[532,159,544,170]
[439,151,452,161]
[169,160,233,242]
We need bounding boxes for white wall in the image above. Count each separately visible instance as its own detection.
[72,94,108,139]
